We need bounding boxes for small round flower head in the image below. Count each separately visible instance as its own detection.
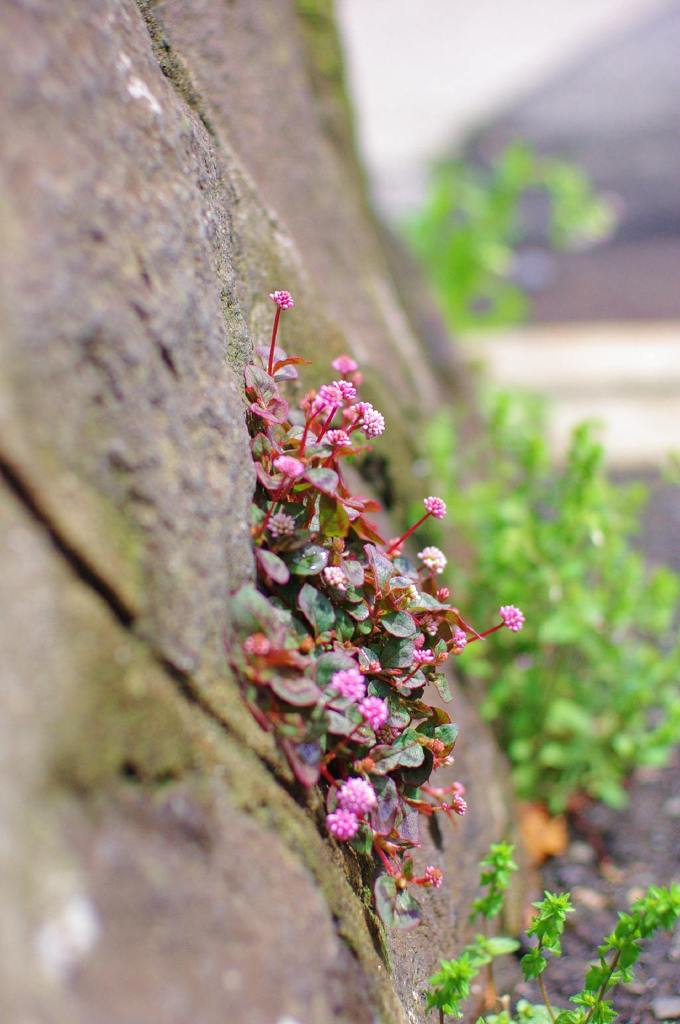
[424,865,443,889]
[354,402,385,439]
[337,777,377,816]
[451,627,468,652]
[312,383,344,414]
[326,808,359,841]
[499,605,525,632]
[323,565,348,591]
[274,454,305,479]
[436,586,450,602]
[413,648,435,666]
[421,615,438,636]
[332,354,358,374]
[358,696,389,731]
[451,794,467,816]
[325,429,351,448]
[405,584,420,604]
[423,496,447,520]
[330,668,366,702]
[418,546,447,575]
[243,633,271,656]
[269,289,295,310]
[268,511,296,538]
[333,379,357,403]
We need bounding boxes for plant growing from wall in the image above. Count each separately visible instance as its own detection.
[231,292,524,927]
[425,842,680,1023]
[416,393,680,813]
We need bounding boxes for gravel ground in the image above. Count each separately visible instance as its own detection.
[518,753,680,1022]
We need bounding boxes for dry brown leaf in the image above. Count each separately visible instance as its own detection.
[518,801,568,866]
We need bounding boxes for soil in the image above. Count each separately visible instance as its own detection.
[517,477,680,1023]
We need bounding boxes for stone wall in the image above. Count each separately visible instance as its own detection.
[0,2,520,1021]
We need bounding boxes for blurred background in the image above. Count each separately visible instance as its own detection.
[337,0,680,476]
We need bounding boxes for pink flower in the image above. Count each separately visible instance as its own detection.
[326,429,351,448]
[451,628,468,652]
[499,605,525,632]
[268,512,296,537]
[413,633,426,650]
[333,379,357,402]
[332,354,358,374]
[244,633,271,656]
[354,402,385,439]
[337,777,377,815]
[273,455,305,479]
[269,289,295,310]
[330,668,366,702]
[436,586,450,602]
[413,648,435,665]
[424,865,443,889]
[423,496,447,520]
[312,383,344,414]
[451,794,467,816]
[326,808,359,841]
[359,696,389,731]
[323,566,348,591]
[418,546,447,575]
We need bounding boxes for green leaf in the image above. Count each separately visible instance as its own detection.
[434,723,459,748]
[432,673,452,702]
[374,874,398,926]
[230,583,287,634]
[269,674,321,707]
[319,494,350,537]
[521,949,548,980]
[314,650,357,687]
[298,583,335,634]
[394,888,422,929]
[255,547,290,584]
[305,467,339,495]
[364,544,396,590]
[381,636,415,669]
[288,544,329,576]
[484,937,520,956]
[381,611,417,637]
[350,823,374,855]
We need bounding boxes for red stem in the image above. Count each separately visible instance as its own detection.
[375,844,397,876]
[465,621,503,644]
[316,406,339,442]
[267,306,282,376]
[385,512,430,555]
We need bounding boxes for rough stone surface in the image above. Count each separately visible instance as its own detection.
[0,1,522,1020]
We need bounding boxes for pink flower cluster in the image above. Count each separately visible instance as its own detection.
[269,289,295,310]
[323,566,348,591]
[354,401,385,439]
[337,777,376,815]
[499,605,525,632]
[326,807,359,841]
[330,668,366,702]
[359,696,388,731]
[326,777,377,842]
[423,496,447,520]
[274,455,305,479]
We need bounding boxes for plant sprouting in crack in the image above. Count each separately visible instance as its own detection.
[230,291,524,928]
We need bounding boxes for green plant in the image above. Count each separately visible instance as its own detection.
[232,292,524,927]
[417,391,680,812]
[403,141,612,332]
[425,843,680,1023]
